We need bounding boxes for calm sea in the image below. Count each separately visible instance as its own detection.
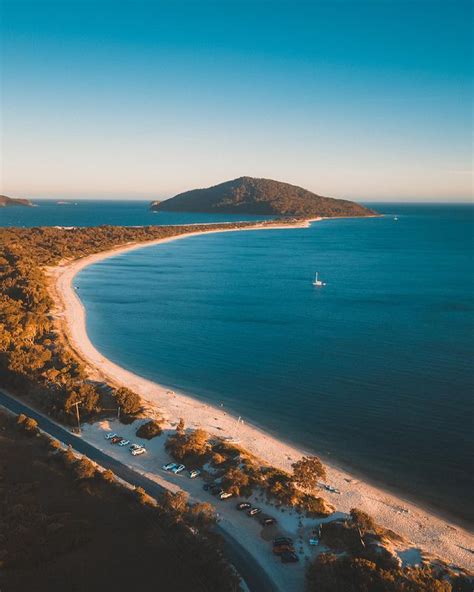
[3,201,473,524]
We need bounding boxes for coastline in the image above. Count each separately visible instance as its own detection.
[47,219,474,572]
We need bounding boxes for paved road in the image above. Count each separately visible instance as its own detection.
[0,389,278,592]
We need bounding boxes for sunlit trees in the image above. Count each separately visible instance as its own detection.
[291,455,326,490]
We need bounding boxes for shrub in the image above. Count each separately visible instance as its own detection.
[134,486,154,506]
[136,419,163,439]
[49,439,62,451]
[17,414,38,434]
[74,457,96,480]
[101,469,115,483]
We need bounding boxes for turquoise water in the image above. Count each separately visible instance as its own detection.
[33,203,474,524]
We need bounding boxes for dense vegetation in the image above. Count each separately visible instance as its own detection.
[0,409,241,591]
[0,221,277,424]
[0,194,33,207]
[151,176,375,217]
[166,422,334,516]
[306,510,472,592]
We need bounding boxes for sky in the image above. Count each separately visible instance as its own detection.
[0,0,472,202]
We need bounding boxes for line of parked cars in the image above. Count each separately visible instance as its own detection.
[203,482,233,500]
[162,462,202,479]
[236,502,277,526]
[105,433,146,456]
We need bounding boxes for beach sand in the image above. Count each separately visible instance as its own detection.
[47,220,474,576]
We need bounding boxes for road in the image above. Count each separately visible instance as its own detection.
[0,389,278,592]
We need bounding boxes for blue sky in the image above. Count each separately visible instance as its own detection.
[1,0,472,201]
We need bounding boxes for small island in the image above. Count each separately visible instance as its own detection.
[0,194,34,208]
[150,176,375,218]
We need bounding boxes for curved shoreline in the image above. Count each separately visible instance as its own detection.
[47,220,474,572]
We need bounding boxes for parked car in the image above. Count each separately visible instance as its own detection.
[118,439,130,446]
[273,537,293,546]
[309,538,319,546]
[110,436,122,444]
[162,462,177,471]
[273,544,295,555]
[105,432,117,440]
[129,443,142,451]
[219,491,233,500]
[131,446,146,456]
[259,516,276,526]
[172,464,185,474]
[236,502,251,511]
[280,551,299,563]
[247,508,261,516]
[188,469,201,479]
[203,483,211,491]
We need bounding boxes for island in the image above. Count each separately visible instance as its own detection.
[150,176,374,217]
[0,194,34,207]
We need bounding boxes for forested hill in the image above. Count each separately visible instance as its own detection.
[0,195,33,207]
[150,177,375,217]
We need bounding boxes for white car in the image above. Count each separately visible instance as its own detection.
[131,446,146,456]
[172,464,185,474]
[129,443,141,451]
[118,439,130,447]
[188,469,201,479]
[219,491,233,500]
[162,462,177,471]
[105,433,117,440]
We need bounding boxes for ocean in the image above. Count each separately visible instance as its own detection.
[3,201,473,524]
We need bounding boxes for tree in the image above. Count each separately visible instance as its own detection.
[162,491,189,515]
[114,387,141,415]
[222,467,251,496]
[350,508,376,534]
[188,502,216,528]
[291,455,326,490]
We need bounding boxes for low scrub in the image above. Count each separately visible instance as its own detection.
[136,419,163,439]
[306,553,471,592]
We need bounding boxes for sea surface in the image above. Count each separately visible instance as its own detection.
[3,201,473,524]
[0,199,270,227]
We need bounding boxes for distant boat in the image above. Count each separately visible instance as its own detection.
[313,272,326,287]
[394,217,398,221]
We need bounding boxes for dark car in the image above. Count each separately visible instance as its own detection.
[273,537,293,546]
[203,483,211,491]
[272,544,294,555]
[236,502,251,511]
[110,436,122,444]
[280,551,299,563]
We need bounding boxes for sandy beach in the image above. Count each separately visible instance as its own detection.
[47,219,474,576]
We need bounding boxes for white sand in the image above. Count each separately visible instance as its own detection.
[47,220,474,578]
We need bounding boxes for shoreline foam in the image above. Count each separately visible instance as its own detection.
[47,219,474,572]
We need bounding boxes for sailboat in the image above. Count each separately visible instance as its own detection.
[313,272,326,287]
